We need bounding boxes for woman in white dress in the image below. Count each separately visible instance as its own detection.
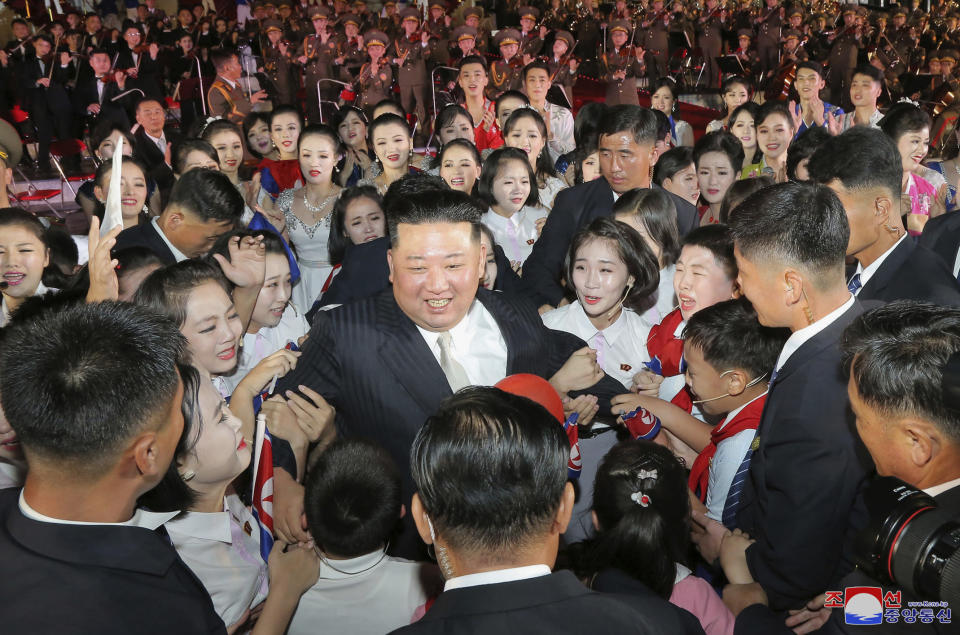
[502,108,567,211]
[276,125,343,312]
[202,119,259,224]
[651,78,694,148]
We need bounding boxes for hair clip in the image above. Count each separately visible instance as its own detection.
[636,468,658,481]
[898,96,919,107]
[630,490,651,507]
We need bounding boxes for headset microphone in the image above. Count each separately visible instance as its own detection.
[690,372,769,405]
[605,282,633,320]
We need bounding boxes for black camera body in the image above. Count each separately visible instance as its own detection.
[856,477,960,606]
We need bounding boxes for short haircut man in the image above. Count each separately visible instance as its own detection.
[0,302,224,633]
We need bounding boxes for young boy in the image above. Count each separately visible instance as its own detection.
[287,438,442,635]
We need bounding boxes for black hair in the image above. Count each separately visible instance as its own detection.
[879,102,932,143]
[269,104,304,130]
[599,104,660,146]
[755,100,794,131]
[728,101,761,164]
[612,188,681,266]
[651,109,671,143]
[786,125,831,181]
[720,76,753,115]
[200,118,244,145]
[386,182,483,246]
[210,46,238,71]
[683,297,790,379]
[573,141,599,185]
[842,301,960,442]
[368,112,411,152]
[573,101,608,148]
[0,206,47,246]
[170,138,219,176]
[566,217,661,312]
[681,224,738,282]
[522,59,551,80]
[133,259,233,327]
[41,226,79,290]
[729,181,848,288]
[243,111,273,158]
[0,301,185,476]
[795,60,824,78]
[435,104,474,138]
[808,126,902,199]
[652,77,678,103]
[852,63,884,84]
[327,185,383,266]
[494,90,529,119]
[410,387,569,554]
[586,440,690,598]
[209,228,287,262]
[502,108,557,183]
[166,167,244,223]
[89,119,136,160]
[297,123,344,161]
[333,105,369,132]
[114,246,165,297]
[718,176,774,224]
[653,146,694,185]
[94,154,149,189]
[371,99,406,119]
[304,438,402,557]
[693,130,744,173]
[477,146,540,209]
[458,54,488,72]
[438,137,482,167]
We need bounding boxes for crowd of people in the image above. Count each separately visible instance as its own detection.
[1,0,960,634]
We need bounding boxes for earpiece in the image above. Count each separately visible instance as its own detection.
[426,515,436,542]
[605,282,634,320]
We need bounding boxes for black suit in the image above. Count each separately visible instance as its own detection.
[317,237,391,310]
[855,238,960,306]
[274,287,628,557]
[919,211,960,278]
[736,301,873,611]
[522,178,699,307]
[17,55,73,164]
[592,568,708,634]
[735,485,960,635]
[72,75,133,131]
[0,489,226,635]
[114,219,179,265]
[133,127,180,207]
[391,570,697,634]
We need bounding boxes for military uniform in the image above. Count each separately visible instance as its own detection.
[545,30,578,104]
[352,29,393,115]
[696,3,725,88]
[426,0,451,65]
[756,0,784,78]
[451,25,479,63]
[490,29,525,96]
[517,6,544,58]
[339,14,367,83]
[600,22,644,105]
[640,4,672,77]
[827,5,863,109]
[262,19,297,106]
[299,6,341,123]
[463,7,489,55]
[394,8,432,129]
[208,75,255,124]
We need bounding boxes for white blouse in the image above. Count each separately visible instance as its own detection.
[481,205,548,267]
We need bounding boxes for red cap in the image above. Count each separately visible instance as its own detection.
[494,374,565,423]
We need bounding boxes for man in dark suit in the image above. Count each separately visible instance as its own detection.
[270,184,627,555]
[695,182,872,612]
[114,168,244,264]
[919,207,960,283]
[810,127,960,306]
[72,49,134,131]
[0,301,227,634]
[726,301,960,635]
[391,387,703,635]
[17,34,74,167]
[522,104,699,310]
[132,98,181,207]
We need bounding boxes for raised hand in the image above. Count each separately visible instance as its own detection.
[212,234,266,289]
[85,217,121,303]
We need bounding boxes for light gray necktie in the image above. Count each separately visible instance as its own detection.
[438,331,470,392]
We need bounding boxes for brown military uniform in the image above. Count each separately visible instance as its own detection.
[395,9,432,129]
[207,76,254,124]
[601,47,645,105]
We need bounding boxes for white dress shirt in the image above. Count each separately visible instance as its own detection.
[925,477,960,498]
[481,205,548,266]
[542,302,651,387]
[705,392,766,521]
[416,299,509,388]
[288,552,443,635]
[851,233,908,293]
[775,295,856,373]
[543,102,575,162]
[144,130,166,154]
[220,304,309,395]
[152,217,189,262]
[444,564,552,591]
[19,490,178,528]
[165,494,268,627]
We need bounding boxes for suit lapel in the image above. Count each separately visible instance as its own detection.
[772,301,864,388]
[374,290,452,414]
[476,288,525,372]
[859,239,913,298]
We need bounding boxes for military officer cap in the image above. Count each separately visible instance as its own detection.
[783,29,801,41]
[495,28,521,46]
[453,25,478,42]
[400,7,420,22]
[464,7,483,20]
[428,0,446,10]
[555,29,575,49]
[307,5,331,19]
[737,28,752,39]
[609,19,631,34]
[942,49,959,62]
[787,5,803,18]
[842,3,858,16]
[0,119,22,169]
[518,6,540,21]
[364,29,389,47]
[341,13,361,27]
[892,7,907,18]
[263,18,283,32]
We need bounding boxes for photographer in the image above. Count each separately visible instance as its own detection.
[726,301,960,634]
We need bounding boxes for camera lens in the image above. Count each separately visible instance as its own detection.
[856,476,960,605]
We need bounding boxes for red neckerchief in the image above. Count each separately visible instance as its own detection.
[687,395,766,502]
[646,308,685,376]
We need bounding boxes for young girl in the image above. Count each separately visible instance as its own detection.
[653,147,699,207]
[244,112,277,160]
[694,131,744,226]
[421,105,476,173]
[93,156,152,230]
[613,188,681,324]
[705,76,752,133]
[542,216,660,388]
[728,102,760,173]
[741,100,794,182]
[324,185,385,295]
[0,209,52,328]
[114,246,164,301]
[218,231,309,396]
[438,139,482,194]
[358,113,418,195]
[502,108,567,210]
[203,119,258,224]
[141,365,320,633]
[76,122,140,222]
[880,103,948,235]
[259,106,304,200]
[651,78,694,147]
[334,106,372,187]
[576,440,735,635]
[171,139,220,178]
[478,147,545,269]
[277,125,343,312]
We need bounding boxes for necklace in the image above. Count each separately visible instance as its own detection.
[303,188,336,222]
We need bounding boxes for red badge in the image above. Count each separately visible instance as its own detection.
[526,238,535,245]
[243,521,253,536]
[620,363,632,372]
